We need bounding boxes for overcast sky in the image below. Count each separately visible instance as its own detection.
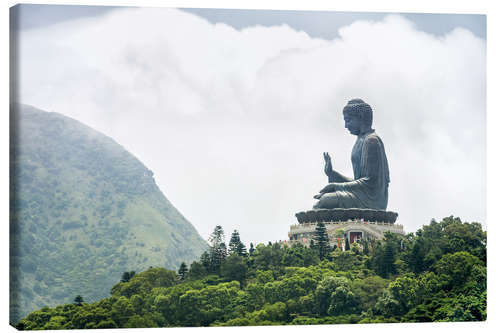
[11,5,486,39]
[11,4,486,246]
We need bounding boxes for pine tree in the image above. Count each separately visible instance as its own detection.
[345,236,350,251]
[178,262,188,280]
[236,241,247,256]
[229,230,240,254]
[73,295,84,306]
[229,230,247,256]
[120,271,135,283]
[313,222,330,260]
[209,226,225,247]
[381,243,396,277]
[249,243,255,256]
[408,240,425,273]
[208,225,227,273]
[200,251,211,272]
[216,242,228,266]
[360,238,370,255]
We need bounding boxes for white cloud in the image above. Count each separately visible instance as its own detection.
[17,8,486,244]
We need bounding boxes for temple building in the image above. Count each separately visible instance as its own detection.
[288,209,404,248]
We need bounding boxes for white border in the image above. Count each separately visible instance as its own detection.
[2,1,497,333]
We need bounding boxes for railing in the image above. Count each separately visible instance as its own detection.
[289,221,404,231]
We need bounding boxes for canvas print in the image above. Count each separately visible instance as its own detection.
[9,4,486,329]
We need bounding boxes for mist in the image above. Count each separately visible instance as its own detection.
[15,7,486,245]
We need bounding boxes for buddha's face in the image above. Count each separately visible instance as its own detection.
[343,113,362,135]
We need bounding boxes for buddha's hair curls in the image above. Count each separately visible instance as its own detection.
[343,98,373,127]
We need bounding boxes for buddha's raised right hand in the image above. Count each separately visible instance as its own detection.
[323,152,333,177]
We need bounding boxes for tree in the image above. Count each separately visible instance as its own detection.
[73,295,84,306]
[208,226,227,273]
[228,230,241,254]
[313,222,330,260]
[221,254,248,287]
[352,276,388,310]
[188,261,207,279]
[375,271,441,318]
[281,243,319,267]
[249,243,255,256]
[200,251,211,272]
[328,284,359,315]
[435,251,484,290]
[330,250,361,271]
[111,296,135,326]
[368,238,398,278]
[215,242,228,268]
[407,239,425,273]
[360,238,371,255]
[402,216,487,272]
[252,242,286,272]
[111,268,178,298]
[236,242,247,257]
[121,271,136,283]
[178,262,188,280]
[228,230,247,256]
[380,242,396,278]
[344,236,350,251]
[314,276,358,316]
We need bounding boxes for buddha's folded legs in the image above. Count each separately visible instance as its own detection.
[313,191,358,209]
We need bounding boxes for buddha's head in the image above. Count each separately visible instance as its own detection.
[342,99,373,136]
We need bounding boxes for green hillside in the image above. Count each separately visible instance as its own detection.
[9,103,207,323]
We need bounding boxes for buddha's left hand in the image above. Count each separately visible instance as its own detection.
[320,183,336,193]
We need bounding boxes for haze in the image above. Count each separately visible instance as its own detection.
[12,6,486,246]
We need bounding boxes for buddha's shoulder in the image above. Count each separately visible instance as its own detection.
[364,131,383,144]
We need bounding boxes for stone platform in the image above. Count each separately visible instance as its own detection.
[289,209,403,247]
[295,208,398,224]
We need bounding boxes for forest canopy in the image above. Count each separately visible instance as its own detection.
[15,216,486,329]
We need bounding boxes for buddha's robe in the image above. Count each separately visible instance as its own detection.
[314,129,390,210]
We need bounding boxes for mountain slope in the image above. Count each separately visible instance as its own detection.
[9,103,207,323]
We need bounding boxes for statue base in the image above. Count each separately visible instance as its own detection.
[289,209,403,247]
[295,208,398,224]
